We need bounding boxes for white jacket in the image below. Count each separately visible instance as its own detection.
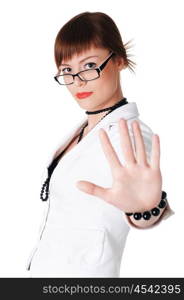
[26,102,174,277]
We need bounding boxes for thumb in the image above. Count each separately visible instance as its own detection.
[76,180,107,199]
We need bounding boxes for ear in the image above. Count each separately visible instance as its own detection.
[115,56,126,71]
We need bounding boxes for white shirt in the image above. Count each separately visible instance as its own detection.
[26,102,174,277]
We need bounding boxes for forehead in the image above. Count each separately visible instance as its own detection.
[61,46,109,66]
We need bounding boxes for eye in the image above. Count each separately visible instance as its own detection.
[62,67,72,74]
[85,62,97,69]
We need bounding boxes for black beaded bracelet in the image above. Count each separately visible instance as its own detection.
[125,191,167,220]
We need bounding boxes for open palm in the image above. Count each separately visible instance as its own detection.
[76,119,162,213]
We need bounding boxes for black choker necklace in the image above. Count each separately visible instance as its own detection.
[78,97,128,143]
[85,97,128,114]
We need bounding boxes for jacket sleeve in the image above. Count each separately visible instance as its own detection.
[106,117,175,230]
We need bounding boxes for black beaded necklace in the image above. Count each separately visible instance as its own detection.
[40,97,128,201]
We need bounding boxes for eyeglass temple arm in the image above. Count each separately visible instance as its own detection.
[98,52,115,72]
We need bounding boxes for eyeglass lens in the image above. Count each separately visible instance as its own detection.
[57,69,99,85]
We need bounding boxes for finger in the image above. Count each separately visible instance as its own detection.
[119,119,136,164]
[150,134,160,170]
[98,128,122,174]
[76,180,108,200]
[132,121,148,166]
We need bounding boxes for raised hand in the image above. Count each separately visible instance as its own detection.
[76,119,162,213]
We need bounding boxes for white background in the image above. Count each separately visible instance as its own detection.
[0,0,183,277]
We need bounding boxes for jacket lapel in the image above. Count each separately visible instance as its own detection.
[45,116,87,167]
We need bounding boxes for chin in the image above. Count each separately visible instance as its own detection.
[76,99,95,110]
[74,95,103,111]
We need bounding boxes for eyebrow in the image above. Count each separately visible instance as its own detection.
[60,55,99,67]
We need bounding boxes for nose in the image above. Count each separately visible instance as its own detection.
[73,75,86,87]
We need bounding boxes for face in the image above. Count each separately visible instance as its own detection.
[58,46,125,110]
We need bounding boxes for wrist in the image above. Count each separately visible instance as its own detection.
[125,191,167,221]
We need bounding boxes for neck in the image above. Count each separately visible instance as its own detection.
[85,93,124,133]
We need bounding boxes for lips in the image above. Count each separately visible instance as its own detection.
[76,92,93,99]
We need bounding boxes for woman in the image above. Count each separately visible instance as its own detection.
[26,11,174,277]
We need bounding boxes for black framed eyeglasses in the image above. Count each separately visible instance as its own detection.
[54,51,115,85]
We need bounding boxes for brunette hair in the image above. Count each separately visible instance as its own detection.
[54,11,136,74]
